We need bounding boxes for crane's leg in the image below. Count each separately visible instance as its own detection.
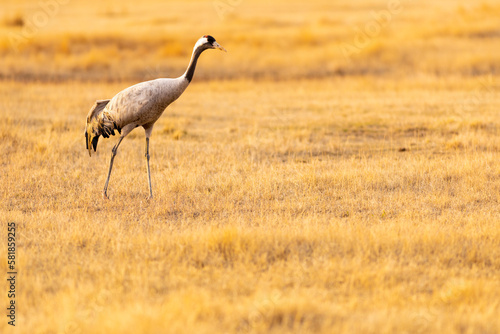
[103,136,125,199]
[145,137,153,200]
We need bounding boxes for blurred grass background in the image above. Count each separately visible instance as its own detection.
[1,0,499,81]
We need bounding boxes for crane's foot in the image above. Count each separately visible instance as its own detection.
[146,195,153,201]
[103,191,110,200]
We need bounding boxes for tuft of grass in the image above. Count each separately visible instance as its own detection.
[3,12,24,27]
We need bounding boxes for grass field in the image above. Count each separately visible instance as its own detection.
[1,0,500,333]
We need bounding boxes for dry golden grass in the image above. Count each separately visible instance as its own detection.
[1,0,500,333]
[1,77,499,334]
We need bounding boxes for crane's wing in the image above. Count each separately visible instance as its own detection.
[85,99,112,156]
[86,99,110,124]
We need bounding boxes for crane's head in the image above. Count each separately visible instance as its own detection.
[195,35,227,52]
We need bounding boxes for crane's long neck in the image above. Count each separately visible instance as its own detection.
[182,46,205,83]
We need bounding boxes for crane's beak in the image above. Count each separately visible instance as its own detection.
[213,42,227,52]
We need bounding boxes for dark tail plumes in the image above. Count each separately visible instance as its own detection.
[85,130,101,154]
[91,133,100,151]
[92,135,99,152]
[85,99,121,157]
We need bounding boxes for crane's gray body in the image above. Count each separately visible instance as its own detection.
[106,77,188,133]
[85,77,189,153]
